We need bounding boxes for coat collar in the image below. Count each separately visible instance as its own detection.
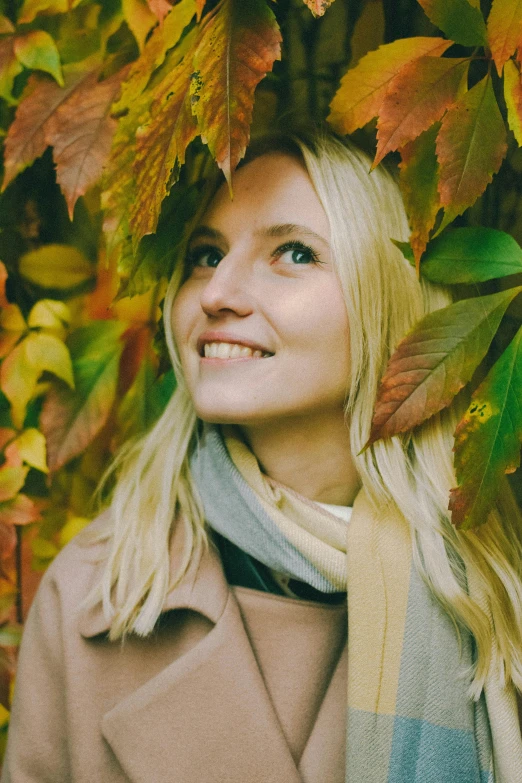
[78,515,229,638]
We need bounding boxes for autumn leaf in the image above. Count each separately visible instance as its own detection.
[122,0,157,51]
[504,58,522,145]
[196,0,205,20]
[0,467,29,504]
[374,56,469,166]
[450,324,522,528]
[18,0,75,24]
[2,67,97,192]
[5,429,48,473]
[0,332,74,428]
[0,38,23,104]
[487,0,522,75]
[0,305,26,360]
[364,286,522,447]
[13,31,64,87]
[146,0,172,23]
[27,300,71,335]
[0,495,40,527]
[41,321,126,471]
[116,356,175,446]
[398,124,441,266]
[302,0,335,16]
[436,74,507,219]
[130,32,198,244]
[328,37,452,135]
[190,0,282,186]
[417,0,487,47]
[0,262,9,309]
[19,245,94,290]
[420,227,522,283]
[0,15,14,34]
[45,67,128,219]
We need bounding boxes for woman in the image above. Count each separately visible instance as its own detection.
[3,130,522,783]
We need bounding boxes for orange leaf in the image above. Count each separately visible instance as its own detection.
[302,0,334,16]
[45,67,128,219]
[328,37,452,135]
[0,261,9,309]
[2,69,94,193]
[130,32,198,243]
[487,0,522,75]
[196,0,205,20]
[504,57,522,145]
[190,0,282,187]
[0,37,23,104]
[436,74,507,218]
[398,124,441,268]
[374,57,469,166]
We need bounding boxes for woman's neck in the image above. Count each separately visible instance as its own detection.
[240,413,361,506]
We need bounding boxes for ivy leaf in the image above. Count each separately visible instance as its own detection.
[374,57,469,166]
[0,466,29,503]
[45,67,128,219]
[0,495,40,527]
[398,124,441,267]
[146,0,172,23]
[0,38,23,104]
[436,74,507,220]
[116,357,175,445]
[487,0,522,75]
[0,332,75,428]
[5,429,47,473]
[130,32,198,244]
[420,227,522,283]
[504,57,522,145]
[0,15,14,34]
[364,286,522,448]
[450,324,522,528]
[190,0,282,187]
[13,30,64,86]
[18,0,82,25]
[302,0,335,16]
[19,244,94,290]
[27,300,71,335]
[40,321,126,471]
[328,37,451,135]
[417,0,487,47]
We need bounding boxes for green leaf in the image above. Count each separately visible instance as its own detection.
[398,123,441,268]
[14,30,64,86]
[116,359,175,445]
[19,244,94,289]
[450,324,522,528]
[417,0,487,47]
[420,228,522,283]
[40,321,126,471]
[364,285,522,447]
[436,74,507,218]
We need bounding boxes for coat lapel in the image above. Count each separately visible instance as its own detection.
[79,521,303,783]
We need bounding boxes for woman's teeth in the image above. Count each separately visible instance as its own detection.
[203,342,271,359]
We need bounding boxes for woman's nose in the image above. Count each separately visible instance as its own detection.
[199,255,254,318]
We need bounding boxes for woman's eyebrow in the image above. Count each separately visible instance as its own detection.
[256,223,329,245]
[188,226,225,243]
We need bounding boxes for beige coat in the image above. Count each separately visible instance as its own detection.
[1,515,347,783]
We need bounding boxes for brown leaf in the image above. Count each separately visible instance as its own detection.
[46,68,128,219]
[190,0,282,186]
[302,0,335,16]
[375,56,469,166]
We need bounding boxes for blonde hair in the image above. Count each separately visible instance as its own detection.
[82,130,522,696]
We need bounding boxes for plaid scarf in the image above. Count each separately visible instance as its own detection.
[190,423,522,782]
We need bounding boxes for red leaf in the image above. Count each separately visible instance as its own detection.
[190,0,282,186]
[487,0,522,75]
[374,56,469,166]
[45,68,128,219]
[436,74,507,218]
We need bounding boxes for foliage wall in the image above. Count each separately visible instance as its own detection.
[0,0,522,758]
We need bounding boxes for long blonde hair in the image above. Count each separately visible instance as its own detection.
[82,129,522,696]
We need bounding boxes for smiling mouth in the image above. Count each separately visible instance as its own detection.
[202,342,273,359]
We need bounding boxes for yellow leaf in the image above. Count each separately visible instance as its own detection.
[0,704,9,729]
[122,0,157,50]
[0,332,74,428]
[0,304,26,332]
[19,244,94,290]
[28,299,71,333]
[31,536,58,559]
[58,516,90,547]
[9,428,48,473]
[17,0,82,24]
[504,58,522,146]
[0,465,29,502]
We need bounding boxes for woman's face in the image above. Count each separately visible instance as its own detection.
[171,153,351,427]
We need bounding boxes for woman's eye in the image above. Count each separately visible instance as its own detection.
[186,246,223,268]
[275,242,320,265]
